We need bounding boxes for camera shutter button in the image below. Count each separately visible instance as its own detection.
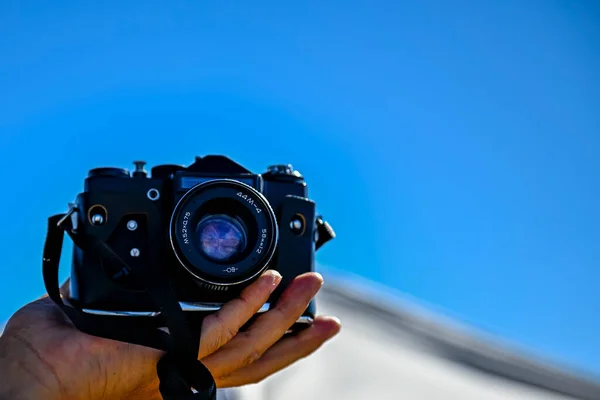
[132,161,147,178]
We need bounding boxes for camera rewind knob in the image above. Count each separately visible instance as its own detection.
[88,167,130,178]
[267,164,294,175]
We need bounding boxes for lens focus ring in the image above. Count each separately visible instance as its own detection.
[169,179,278,287]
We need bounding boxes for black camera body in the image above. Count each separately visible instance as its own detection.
[68,156,334,325]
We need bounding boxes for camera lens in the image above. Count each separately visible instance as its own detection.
[196,214,247,262]
[169,179,278,286]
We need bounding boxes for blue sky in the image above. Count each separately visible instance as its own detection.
[1,0,599,377]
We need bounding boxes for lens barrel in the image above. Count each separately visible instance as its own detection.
[169,179,278,286]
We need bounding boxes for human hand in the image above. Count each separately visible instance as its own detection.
[0,270,341,400]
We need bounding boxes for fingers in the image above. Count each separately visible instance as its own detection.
[198,270,282,358]
[216,316,341,387]
[201,272,323,378]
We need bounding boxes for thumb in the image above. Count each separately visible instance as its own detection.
[37,278,70,300]
[59,278,71,298]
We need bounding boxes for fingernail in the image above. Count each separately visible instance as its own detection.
[314,272,325,286]
[264,270,282,287]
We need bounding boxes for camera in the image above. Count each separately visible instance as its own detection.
[66,155,334,326]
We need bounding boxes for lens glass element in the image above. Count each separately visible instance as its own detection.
[196,214,247,262]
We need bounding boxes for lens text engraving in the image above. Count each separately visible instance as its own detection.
[182,211,191,244]
[257,228,267,254]
[236,192,262,214]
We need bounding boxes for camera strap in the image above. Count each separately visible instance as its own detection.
[42,212,217,400]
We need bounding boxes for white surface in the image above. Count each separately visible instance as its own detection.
[234,289,591,400]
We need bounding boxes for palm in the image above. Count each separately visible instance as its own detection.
[6,297,162,399]
[1,271,340,400]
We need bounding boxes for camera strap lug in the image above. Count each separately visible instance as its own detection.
[56,203,79,233]
[315,215,335,250]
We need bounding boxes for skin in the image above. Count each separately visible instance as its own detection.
[0,270,341,400]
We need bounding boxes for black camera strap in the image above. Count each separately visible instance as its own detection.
[42,212,217,400]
